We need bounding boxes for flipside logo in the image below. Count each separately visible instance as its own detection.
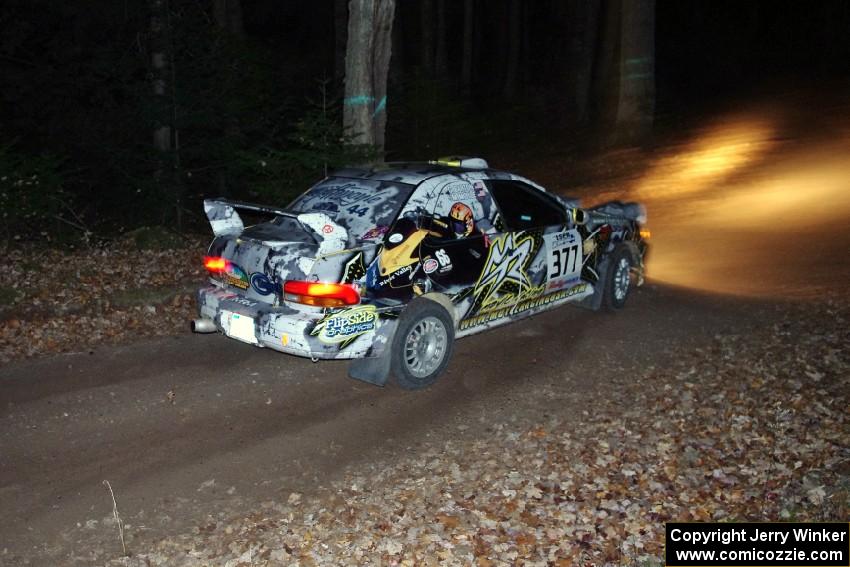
[311,305,377,347]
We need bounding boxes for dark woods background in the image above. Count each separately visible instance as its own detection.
[2,0,849,243]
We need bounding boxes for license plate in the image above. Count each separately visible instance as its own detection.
[225,311,257,344]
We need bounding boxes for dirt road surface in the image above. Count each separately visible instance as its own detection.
[1,283,787,564]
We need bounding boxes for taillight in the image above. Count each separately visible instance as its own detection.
[283,280,360,307]
[204,256,226,272]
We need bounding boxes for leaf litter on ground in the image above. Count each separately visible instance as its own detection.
[35,297,847,566]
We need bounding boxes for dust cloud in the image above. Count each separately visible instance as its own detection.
[627,108,850,298]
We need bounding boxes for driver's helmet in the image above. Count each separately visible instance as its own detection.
[449,202,474,237]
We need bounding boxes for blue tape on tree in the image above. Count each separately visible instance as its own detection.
[344,95,375,106]
[372,95,387,117]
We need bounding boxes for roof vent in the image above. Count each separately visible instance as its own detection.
[430,156,489,169]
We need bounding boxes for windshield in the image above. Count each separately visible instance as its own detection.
[286,177,416,243]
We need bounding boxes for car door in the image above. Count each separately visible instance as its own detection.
[484,179,580,300]
[418,178,496,292]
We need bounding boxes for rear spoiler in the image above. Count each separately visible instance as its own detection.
[203,198,349,255]
[203,199,300,237]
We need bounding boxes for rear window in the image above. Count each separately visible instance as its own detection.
[286,178,416,242]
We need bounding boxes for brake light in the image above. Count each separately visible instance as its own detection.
[283,280,360,307]
[204,256,227,272]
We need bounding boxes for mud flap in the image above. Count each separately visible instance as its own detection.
[346,318,398,387]
[577,256,610,311]
[348,351,392,386]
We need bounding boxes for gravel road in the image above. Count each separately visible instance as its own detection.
[1,283,797,565]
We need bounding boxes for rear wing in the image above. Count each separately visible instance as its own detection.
[203,199,300,237]
[202,198,349,255]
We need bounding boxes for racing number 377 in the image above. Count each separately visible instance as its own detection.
[551,244,580,279]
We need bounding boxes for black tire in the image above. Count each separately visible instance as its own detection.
[390,299,455,390]
[603,246,633,311]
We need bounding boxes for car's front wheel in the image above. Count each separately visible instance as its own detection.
[603,246,633,310]
[391,299,455,389]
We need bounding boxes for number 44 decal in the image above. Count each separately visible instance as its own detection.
[550,244,580,279]
[347,205,369,217]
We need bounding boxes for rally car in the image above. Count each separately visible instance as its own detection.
[193,157,649,389]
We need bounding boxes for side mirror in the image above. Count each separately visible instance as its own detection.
[571,208,588,226]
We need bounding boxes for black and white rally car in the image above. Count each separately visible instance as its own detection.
[194,157,649,389]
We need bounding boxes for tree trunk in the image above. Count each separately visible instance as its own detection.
[343,0,395,152]
[150,0,184,228]
[568,0,601,124]
[616,0,655,136]
[435,0,447,77]
[390,1,404,84]
[420,0,433,73]
[461,0,474,92]
[212,0,243,37]
[502,0,521,100]
[150,0,170,152]
[372,0,394,150]
[590,0,621,126]
[334,0,348,81]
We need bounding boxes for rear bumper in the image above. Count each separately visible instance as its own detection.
[196,285,395,360]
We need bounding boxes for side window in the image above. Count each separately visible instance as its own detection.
[486,180,567,230]
[425,179,497,241]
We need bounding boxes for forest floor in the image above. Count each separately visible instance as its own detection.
[2,289,846,566]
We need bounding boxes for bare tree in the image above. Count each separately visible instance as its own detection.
[150,0,184,228]
[343,0,396,152]
[616,0,655,135]
[590,0,621,125]
[502,0,521,100]
[420,0,434,73]
[435,0,447,77]
[334,0,348,81]
[212,0,243,37]
[150,0,171,153]
[567,0,601,124]
[461,0,474,92]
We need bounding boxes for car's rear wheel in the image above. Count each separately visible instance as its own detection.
[603,246,633,310]
[391,299,454,389]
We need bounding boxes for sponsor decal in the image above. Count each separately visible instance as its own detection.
[388,233,403,244]
[322,224,334,234]
[340,251,367,284]
[223,263,250,290]
[442,181,475,201]
[361,225,389,240]
[250,272,276,296]
[547,276,579,291]
[423,258,439,274]
[472,232,536,311]
[375,264,412,288]
[435,248,452,273]
[473,180,487,198]
[311,305,377,346]
[459,283,588,331]
[303,183,384,206]
[227,296,257,307]
[551,230,577,245]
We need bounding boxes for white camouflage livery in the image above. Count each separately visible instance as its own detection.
[195,159,648,385]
